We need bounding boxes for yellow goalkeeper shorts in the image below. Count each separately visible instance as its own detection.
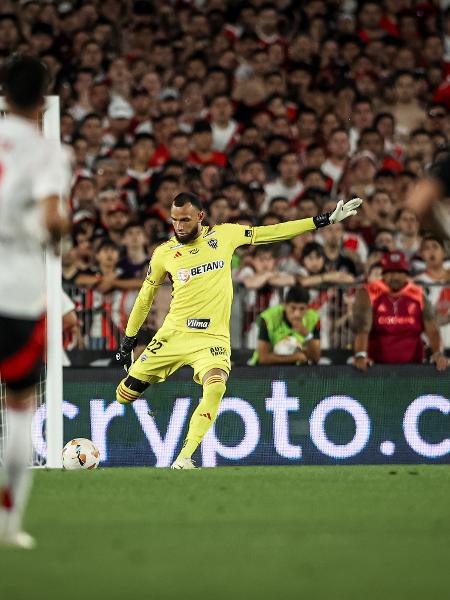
[128,329,231,385]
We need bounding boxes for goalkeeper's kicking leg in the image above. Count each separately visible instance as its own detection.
[171,368,227,470]
[115,368,227,470]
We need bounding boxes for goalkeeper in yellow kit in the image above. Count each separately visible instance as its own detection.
[115,192,362,468]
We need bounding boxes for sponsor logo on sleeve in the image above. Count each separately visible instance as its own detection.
[187,318,211,329]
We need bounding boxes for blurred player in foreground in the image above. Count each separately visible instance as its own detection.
[0,56,70,548]
[406,148,450,243]
[116,192,363,469]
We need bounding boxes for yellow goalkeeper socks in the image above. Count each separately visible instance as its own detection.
[178,375,226,459]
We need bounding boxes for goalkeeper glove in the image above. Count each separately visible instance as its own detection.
[313,198,363,228]
[116,335,137,372]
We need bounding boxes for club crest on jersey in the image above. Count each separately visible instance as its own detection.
[177,268,191,283]
[208,239,218,250]
[177,260,225,284]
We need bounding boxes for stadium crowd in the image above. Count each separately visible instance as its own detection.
[1,0,450,360]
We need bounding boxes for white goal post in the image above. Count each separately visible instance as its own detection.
[0,96,63,468]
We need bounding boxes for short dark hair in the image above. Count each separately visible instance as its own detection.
[254,244,275,257]
[173,192,203,211]
[122,221,143,235]
[421,234,446,249]
[285,285,310,305]
[2,55,49,110]
[301,241,325,261]
[96,239,119,253]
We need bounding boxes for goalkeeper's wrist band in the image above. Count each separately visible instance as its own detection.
[354,351,368,358]
[313,212,332,228]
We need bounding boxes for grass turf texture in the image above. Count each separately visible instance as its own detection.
[1,466,449,600]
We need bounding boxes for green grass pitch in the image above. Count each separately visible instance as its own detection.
[1,466,449,600]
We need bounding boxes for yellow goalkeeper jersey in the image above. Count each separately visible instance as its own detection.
[125,219,316,339]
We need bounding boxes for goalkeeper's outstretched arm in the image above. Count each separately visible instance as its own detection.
[251,198,363,245]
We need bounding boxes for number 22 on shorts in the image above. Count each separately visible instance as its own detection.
[148,338,164,354]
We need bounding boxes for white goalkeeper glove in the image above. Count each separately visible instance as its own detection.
[329,198,363,224]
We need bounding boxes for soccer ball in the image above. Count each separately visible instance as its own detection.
[62,438,100,470]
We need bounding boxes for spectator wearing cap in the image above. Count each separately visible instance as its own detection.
[102,202,130,246]
[353,251,448,370]
[415,235,450,349]
[341,150,377,199]
[246,181,267,216]
[104,99,134,148]
[209,93,239,152]
[188,120,228,167]
[72,210,96,236]
[159,89,179,119]
[95,188,121,228]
